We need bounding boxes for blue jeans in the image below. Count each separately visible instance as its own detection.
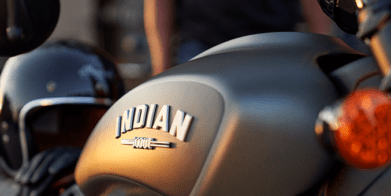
[179,40,210,64]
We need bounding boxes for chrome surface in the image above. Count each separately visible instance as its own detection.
[133,104,148,129]
[115,104,194,141]
[46,80,57,93]
[146,104,157,128]
[19,97,112,164]
[115,116,122,139]
[122,107,136,133]
[2,134,9,144]
[169,110,193,142]
[152,105,170,132]
[121,137,171,149]
[1,121,9,131]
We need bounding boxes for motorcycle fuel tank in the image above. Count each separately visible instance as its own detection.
[75,32,365,195]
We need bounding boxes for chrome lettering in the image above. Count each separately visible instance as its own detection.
[152,105,170,132]
[133,104,148,129]
[121,107,135,133]
[146,104,157,128]
[121,137,170,149]
[169,110,193,142]
[115,104,193,142]
[115,116,122,138]
[135,138,142,149]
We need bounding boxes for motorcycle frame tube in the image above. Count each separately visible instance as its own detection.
[370,21,391,77]
[356,0,391,77]
[18,97,112,167]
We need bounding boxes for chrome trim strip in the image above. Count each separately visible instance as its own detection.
[121,137,171,149]
[18,97,112,164]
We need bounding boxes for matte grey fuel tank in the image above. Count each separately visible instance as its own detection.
[75,32,365,195]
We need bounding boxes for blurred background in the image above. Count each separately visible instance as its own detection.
[2,0,316,93]
[0,0,367,92]
[39,0,150,92]
[42,0,311,93]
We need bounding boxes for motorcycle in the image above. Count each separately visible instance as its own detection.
[2,0,391,195]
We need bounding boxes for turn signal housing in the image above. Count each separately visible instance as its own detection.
[316,88,391,169]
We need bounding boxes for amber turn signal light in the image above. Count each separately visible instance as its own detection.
[316,88,391,169]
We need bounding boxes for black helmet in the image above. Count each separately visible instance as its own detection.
[317,0,359,34]
[0,0,60,56]
[0,40,124,175]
